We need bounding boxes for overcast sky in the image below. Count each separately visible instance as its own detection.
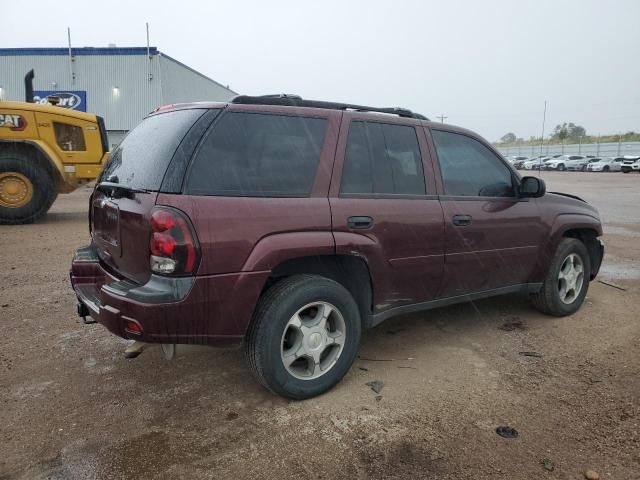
[2,0,639,141]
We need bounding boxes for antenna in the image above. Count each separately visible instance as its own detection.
[436,114,448,123]
[67,27,75,84]
[146,22,153,81]
[539,100,547,177]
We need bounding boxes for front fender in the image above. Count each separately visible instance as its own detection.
[550,213,603,243]
[530,213,603,282]
[0,139,73,192]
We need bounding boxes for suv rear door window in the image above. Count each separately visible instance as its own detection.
[185,112,327,197]
[340,121,426,195]
[100,109,205,190]
[431,130,514,197]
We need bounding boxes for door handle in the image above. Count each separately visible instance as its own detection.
[347,216,373,229]
[452,214,472,226]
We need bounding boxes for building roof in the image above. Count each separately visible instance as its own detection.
[0,47,159,56]
[0,46,235,94]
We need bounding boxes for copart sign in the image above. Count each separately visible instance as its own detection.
[33,90,87,111]
[0,114,27,131]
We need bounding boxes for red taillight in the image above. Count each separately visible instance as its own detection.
[124,318,143,335]
[151,232,176,256]
[151,210,175,232]
[149,207,200,276]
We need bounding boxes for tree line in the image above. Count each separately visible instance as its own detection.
[496,124,640,146]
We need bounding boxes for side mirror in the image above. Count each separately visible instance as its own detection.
[520,176,546,198]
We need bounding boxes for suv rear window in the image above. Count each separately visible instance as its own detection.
[340,121,426,196]
[185,112,327,197]
[99,109,205,190]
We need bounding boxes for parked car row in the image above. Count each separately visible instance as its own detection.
[507,155,640,172]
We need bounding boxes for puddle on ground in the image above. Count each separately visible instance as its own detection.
[598,255,640,280]
[604,225,640,238]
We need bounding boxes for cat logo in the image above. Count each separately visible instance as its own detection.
[0,114,27,131]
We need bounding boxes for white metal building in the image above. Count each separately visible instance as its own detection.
[0,47,236,147]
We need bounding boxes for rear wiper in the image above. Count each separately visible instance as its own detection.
[98,182,151,196]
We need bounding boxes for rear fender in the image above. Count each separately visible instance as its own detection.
[241,231,335,272]
[333,231,390,309]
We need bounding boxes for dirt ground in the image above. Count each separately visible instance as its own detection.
[1,172,639,480]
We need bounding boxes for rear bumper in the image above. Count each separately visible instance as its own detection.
[70,244,269,346]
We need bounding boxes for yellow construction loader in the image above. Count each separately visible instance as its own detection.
[0,70,109,224]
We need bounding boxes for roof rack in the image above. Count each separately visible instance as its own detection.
[230,94,429,120]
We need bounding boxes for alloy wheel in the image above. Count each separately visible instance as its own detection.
[557,253,585,304]
[280,301,346,380]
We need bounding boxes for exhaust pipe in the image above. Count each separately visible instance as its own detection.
[24,69,35,103]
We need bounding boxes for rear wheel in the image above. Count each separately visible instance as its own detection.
[245,274,361,399]
[0,152,57,225]
[531,238,591,316]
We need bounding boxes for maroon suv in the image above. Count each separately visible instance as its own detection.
[71,95,604,399]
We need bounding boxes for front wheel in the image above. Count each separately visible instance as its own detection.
[245,275,361,399]
[531,238,591,316]
[0,153,57,225]
[558,164,566,171]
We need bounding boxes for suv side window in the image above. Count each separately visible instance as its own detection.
[431,130,514,197]
[53,122,86,151]
[340,121,426,195]
[185,112,327,197]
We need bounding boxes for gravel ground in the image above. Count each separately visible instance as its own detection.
[1,172,639,480]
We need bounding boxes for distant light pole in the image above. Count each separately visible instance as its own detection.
[436,114,448,123]
[617,134,622,156]
[539,101,547,158]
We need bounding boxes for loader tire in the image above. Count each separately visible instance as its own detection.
[0,152,57,225]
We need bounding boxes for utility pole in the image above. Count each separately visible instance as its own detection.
[67,27,75,84]
[436,114,448,123]
[540,100,547,157]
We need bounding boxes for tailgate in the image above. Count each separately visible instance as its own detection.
[92,188,158,284]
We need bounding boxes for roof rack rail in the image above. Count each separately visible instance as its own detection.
[230,94,429,121]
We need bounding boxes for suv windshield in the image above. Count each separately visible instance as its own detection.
[99,109,205,190]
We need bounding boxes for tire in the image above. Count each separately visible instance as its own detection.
[0,152,57,225]
[245,274,362,399]
[558,164,566,171]
[531,238,591,317]
[603,166,610,172]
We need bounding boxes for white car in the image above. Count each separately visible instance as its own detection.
[567,157,600,171]
[586,157,622,172]
[621,156,640,173]
[523,156,550,170]
[509,156,529,169]
[544,155,585,171]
